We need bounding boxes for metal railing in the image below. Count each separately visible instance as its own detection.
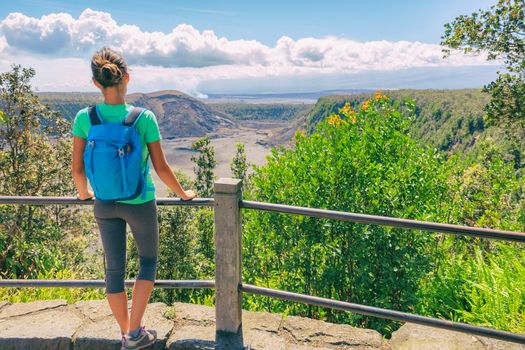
[1,178,525,348]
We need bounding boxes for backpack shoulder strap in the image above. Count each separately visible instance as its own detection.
[88,105,103,126]
[123,107,146,127]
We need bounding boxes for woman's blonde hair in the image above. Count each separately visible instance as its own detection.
[91,47,128,88]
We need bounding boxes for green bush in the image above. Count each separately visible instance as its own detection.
[243,94,450,334]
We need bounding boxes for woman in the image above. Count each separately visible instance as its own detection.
[71,47,196,350]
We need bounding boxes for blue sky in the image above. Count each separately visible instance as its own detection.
[0,0,496,45]
[0,1,501,95]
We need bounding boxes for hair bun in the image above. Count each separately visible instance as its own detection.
[101,62,122,82]
[91,47,128,88]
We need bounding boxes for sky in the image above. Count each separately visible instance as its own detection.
[0,0,501,96]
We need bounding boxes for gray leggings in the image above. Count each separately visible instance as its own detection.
[94,198,159,294]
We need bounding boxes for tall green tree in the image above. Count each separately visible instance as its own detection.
[230,143,249,184]
[441,0,525,123]
[190,135,216,197]
[189,137,217,281]
[0,65,90,278]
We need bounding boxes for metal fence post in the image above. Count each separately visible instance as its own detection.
[214,178,243,349]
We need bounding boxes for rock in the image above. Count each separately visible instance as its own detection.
[244,329,288,350]
[281,315,384,349]
[74,299,115,321]
[0,299,67,320]
[167,325,216,350]
[243,310,283,334]
[74,302,173,350]
[72,316,121,350]
[477,336,525,350]
[170,302,215,325]
[242,311,288,350]
[0,308,83,350]
[143,303,176,348]
[0,301,10,311]
[390,323,525,350]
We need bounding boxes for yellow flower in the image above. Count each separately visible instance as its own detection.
[338,102,353,115]
[374,90,383,101]
[361,100,371,111]
[327,113,345,126]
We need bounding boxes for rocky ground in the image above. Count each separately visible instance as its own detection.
[152,120,289,196]
[0,300,523,350]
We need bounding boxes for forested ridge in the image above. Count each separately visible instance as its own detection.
[302,89,524,165]
[207,103,312,121]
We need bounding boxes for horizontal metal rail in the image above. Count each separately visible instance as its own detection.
[0,196,214,207]
[241,283,525,344]
[0,279,215,289]
[241,200,525,242]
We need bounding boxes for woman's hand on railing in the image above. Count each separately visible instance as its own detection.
[77,190,94,201]
[181,190,196,201]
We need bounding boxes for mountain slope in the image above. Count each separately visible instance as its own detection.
[304,89,490,152]
[280,89,523,165]
[39,90,236,139]
[127,90,235,138]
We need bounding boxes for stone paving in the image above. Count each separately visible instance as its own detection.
[0,299,523,349]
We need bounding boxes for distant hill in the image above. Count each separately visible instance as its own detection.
[39,90,236,139]
[127,90,235,138]
[205,89,373,103]
[206,103,312,121]
[275,89,524,164]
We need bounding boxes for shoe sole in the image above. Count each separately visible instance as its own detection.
[122,339,156,350]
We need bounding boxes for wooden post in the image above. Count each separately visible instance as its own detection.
[214,178,243,349]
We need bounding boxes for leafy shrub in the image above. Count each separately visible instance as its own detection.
[243,93,449,333]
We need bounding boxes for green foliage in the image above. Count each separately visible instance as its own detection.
[418,240,525,333]
[447,143,525,231]
[302,89,525,168]
[441,0,525,123]
[417,140,525,331]
[193,208,215,278]
[243,94,449,333]
[457,244,525,333]
[191,136,217,197]
[37,92,102,121]
[209,103,311,121]
[0,65,95,279]
[305,90,490,153]
[230,143,248,183]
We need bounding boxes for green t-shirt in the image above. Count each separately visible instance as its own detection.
[72,103,162,204]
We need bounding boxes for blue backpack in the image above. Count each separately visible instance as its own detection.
[83,105,154,202]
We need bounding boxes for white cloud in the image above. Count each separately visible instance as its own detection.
[0,8,500,95]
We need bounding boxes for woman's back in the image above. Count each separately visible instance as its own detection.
[72,102,162,204]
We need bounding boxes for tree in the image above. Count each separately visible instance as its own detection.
[189,137,217,282]
[190,136,216,197]
[0,64,91,278]
[230,143,249,184]
[441,0,525,123]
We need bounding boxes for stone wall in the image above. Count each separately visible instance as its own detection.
[0,300,522,350]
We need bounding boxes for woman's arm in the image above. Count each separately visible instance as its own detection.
[147,141,196,200]
[72,136,94,200]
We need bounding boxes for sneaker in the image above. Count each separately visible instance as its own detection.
[121,326,157,350]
